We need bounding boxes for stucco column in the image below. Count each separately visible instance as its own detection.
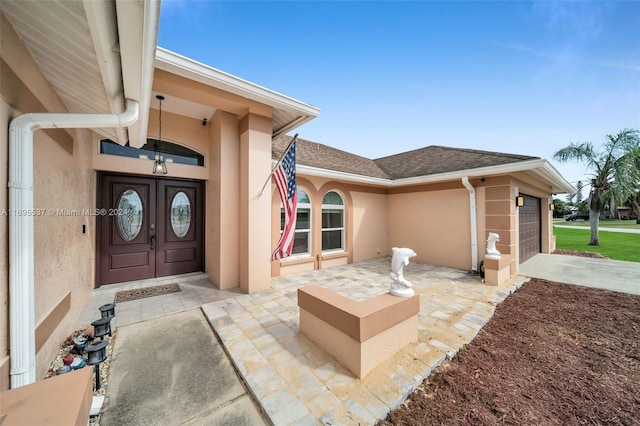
[239,113,272,293]
[208,111,241,289]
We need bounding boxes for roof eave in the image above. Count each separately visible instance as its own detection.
[296,164,393,186]
[155,47,320,135]
[116,0,160,148]
[273,115,316,139]
[295,159,575,193]
[393,159,575,193]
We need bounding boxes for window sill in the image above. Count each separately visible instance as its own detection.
[279,255,314,266]
[322,251,349,261]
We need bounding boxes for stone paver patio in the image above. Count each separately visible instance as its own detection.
[202,258,527,425]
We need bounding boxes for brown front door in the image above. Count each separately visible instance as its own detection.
[98,173,203,285]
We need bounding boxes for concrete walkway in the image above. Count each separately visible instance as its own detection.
[100,309,267,425]
[519,253,640,295]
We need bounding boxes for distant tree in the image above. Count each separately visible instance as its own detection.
[623,184,640,224]
[565,193,574,204]
[552,198,572,217]
[554,129,640,245]
[576,200,589,214]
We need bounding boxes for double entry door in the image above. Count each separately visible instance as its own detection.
[98,173,203,286]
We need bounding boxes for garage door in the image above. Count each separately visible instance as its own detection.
[519,194,541,263]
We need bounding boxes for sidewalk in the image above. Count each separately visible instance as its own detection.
[554,224,640,234]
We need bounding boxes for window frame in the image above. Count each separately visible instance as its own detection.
[321,190,345,253]
[279,188,312,258]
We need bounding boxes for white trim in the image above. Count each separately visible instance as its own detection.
[297,164,393,186]
[84,0,128,144]
[155,48,321,118]
[117,0,160,148]
[461,177,478,272]
[296,159,575,194]
[321,192,345,252]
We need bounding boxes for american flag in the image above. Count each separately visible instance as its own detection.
[271,141,297,260]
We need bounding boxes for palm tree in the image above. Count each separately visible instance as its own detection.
[553,129,640,245]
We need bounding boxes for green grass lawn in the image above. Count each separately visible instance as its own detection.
[554,227,640,262]
[553,218,640,229]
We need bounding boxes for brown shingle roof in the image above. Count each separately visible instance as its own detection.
[374,145,540,179]
[272,136,540,180]
[272,135,391,179]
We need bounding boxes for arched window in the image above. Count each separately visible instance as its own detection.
[99,138,204,166]
[280,188,311,256]
[322,191,344,252]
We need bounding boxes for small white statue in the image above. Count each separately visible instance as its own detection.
[485,232,501,260]
[389,247,417,297]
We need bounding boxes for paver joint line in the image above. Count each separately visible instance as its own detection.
[200,258,526,425]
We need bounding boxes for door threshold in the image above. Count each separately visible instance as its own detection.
[96,272,207,293]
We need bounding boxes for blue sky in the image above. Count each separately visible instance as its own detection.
[158,1,640,193]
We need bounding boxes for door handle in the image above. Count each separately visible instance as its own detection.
[150,234,156,249]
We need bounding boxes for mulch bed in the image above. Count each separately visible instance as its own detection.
[553,249,607,259]
[114,283,181,303]
[378,278,640,425]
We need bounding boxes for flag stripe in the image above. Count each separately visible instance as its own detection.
[271,141,297,260]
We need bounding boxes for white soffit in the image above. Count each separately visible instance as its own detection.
[150,92,216,122]
[1,0,159,146]
[1,1,119,141]
[155,47,320,137]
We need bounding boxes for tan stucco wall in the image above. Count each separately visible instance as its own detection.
[92,109,209,180]
[0,100,97,386]
[479,174,555,276]
[350,191,388,262]
[1,20,101,386]
[272,176,387,276]
[207,110,241,289]
[32,127,97,381]
[388,187,472,270]
[239,114,273,293]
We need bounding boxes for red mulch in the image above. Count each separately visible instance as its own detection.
[378,278,640,425]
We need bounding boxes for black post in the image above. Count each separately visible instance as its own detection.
[94,364,101,390]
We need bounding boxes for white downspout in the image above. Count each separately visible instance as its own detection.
[461,176,478,273]
[8,99,139,388]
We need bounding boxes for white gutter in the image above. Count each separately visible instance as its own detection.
[461,177,478,273]
[8,99,139,388]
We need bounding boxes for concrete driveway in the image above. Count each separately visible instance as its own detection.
[519,253,640,295]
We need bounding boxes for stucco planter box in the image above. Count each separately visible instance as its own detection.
[298,285,419,379]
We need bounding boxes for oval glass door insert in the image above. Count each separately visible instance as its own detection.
[117,189,143,241]
[171,191,191,238]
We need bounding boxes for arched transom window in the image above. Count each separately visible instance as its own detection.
[322,191,344,252]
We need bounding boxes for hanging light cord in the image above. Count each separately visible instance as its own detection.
[157,95,164,152]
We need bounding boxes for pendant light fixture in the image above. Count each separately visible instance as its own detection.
[153,94,168,174]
